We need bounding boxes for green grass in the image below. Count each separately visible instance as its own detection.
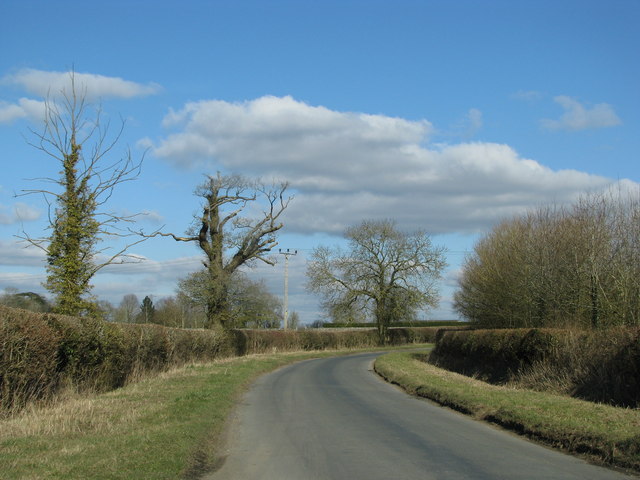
[375,351,640,473]
[0,346,424,480]
[5,345,637,479]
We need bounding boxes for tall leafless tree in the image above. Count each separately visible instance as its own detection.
[152,173,291,328]
[19,72,154,316]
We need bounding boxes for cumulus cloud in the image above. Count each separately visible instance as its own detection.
[3,68,161,100]
[0,69,161,124]
[541,96,622,131]
[151,95,630,235]
[154,95,431,172]
[0,202,41,224]
[0,98,45,124]
[0,240,45,267]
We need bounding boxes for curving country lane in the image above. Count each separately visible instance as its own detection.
[207,352,636,480]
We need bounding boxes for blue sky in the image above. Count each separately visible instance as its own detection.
[1,0,638,323]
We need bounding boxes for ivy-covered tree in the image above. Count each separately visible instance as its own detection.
[20,72,152,317]
[43,134,101,315]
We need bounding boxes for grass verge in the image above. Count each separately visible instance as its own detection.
[0,346,424,480]
[374,351,640,474]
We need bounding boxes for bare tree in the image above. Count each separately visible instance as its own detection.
[288,311,301,330]
[306,219,447,344]
[455,189,640,328]
[115,294,140,323]
[19,72,153,316]
[153,173,291,328]
[154,296,186,328]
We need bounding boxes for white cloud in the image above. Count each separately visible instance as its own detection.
[445,108,483,139]
[466,108,483,135]
[0,240,45,266]
[0,272,47,293]
[541,95,622,131]
[140,210,165,224]
[0,69,160,124]
[151,95,631,235]
[3,68,161,100]
[0,100,26,123]
[0,98,45,124]
[0,202,41,224]
[154,95,432,171]
[511,90,544,102]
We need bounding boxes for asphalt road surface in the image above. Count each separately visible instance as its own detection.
[208,352,636,480]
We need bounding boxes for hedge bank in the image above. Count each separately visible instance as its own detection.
[429,327,640,408]
[0,305,440,416]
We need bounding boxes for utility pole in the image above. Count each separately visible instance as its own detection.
[278,248,297,330]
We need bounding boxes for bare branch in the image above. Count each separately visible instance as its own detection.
[306,220,446,343]
[18,70,152,316]
[153,172,292,328]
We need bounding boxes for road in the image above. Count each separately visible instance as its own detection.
[207,352,636,480]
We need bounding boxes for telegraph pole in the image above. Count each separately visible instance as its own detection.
[278,249,297,330]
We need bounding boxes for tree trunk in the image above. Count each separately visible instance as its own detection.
[375,300,390,345]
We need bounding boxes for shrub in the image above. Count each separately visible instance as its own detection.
[0,306,61,413]
[0,307,235,416]
[455,192,640,329]
[430,327,640,407]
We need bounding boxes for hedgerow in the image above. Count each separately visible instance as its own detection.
[430,327,640,407]
[0,305,440,416]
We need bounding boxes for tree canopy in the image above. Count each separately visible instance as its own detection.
[306,219,446,343]
[178,269,282,329]
[152,172,290,328]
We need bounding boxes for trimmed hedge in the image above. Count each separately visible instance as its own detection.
[430,327,640,408]
[322,320,466,328]
[1,306,441,416]
[0,306,234,415]
[231,326,441,355]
